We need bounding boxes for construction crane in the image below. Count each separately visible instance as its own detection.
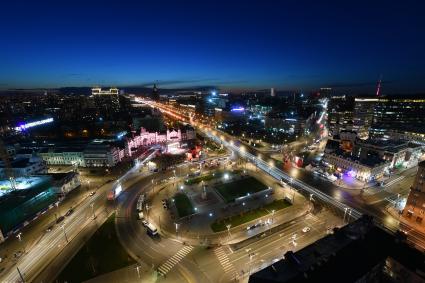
[0,138,16,190]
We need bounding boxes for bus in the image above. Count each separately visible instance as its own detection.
[146,223,158,237]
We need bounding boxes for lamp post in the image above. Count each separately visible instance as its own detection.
[343,207,348,224]
[309,194,314,211]
[226,224,232,239]
[90,202,96,219]
[61,224,69,243]
[135,265,141,279]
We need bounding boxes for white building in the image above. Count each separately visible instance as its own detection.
[125,127,195,157]
[323,150,390,182]
[0,154,47,179]
[49,172,81,195]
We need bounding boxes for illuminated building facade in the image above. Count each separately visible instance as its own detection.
[402,161,425,229]
[352,98,378,139]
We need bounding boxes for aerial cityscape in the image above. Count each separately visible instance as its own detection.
[1,1,425,283]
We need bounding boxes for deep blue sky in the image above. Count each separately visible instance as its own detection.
[1,0,425,93]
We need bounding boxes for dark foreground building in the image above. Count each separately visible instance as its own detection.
[249,216,425,283]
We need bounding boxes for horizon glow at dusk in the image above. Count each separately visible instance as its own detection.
[1,0,425,94]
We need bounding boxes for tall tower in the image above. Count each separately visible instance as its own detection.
[376,75,382,97]
[152,83,159,101]
[270,88,275,97]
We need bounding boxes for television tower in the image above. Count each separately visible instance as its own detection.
[376,75,382,97]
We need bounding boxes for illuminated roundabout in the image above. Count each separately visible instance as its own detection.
[114,161,309,282]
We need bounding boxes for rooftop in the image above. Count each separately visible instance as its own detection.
[249,216,425,283]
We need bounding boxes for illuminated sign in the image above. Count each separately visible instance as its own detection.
[15,117,54,131]
[231,107,245,112]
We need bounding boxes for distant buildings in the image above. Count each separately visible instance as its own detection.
[402,160,425,229]
[352,98,378,139]
[330,96,425,142]
[327,95,354,136]
[91,87,120,113]
[152,83,160,101]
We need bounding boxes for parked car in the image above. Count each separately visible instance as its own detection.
[141,220,149,227]
[89,191,96,197]
[65,208,74,217]
[56,216,65,224]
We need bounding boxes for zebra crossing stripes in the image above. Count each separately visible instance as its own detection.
[214,247,236,274]
[157,245,194,276]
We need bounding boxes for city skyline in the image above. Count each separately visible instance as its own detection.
[1,1,425,93]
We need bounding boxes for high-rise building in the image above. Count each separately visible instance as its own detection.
[402,160,425,230]
[91,87,120,114]
[328,95,354,136]
[270,88,275,97]
[369,97,425,139]
[152,84,159,101]
[352,98,379,139]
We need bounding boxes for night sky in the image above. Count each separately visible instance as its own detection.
[1,0,425,93]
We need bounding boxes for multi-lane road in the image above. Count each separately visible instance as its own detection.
[143,99,425,250]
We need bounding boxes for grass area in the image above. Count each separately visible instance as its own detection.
[56,213,134,283]
[215,176,268,203]
[174,193,194,218]
[211,199,291,232]
[185,170,242,185]
[185,173,218,185]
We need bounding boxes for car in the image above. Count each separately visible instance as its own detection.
[65,208,74,217]
[141,220,149,227]
[56,216,65,224]
[302,226,311,233]
[46,225,54,232]
[89,191,96,197]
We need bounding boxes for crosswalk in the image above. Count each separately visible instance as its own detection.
[214,247,236,275]
[157,245,194,276]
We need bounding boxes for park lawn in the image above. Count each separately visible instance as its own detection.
[185,170,242,185]
[56,213,134,283]
[211,199,291,232]
[185,173,217,185]
[215,176,268,203]
[174,193,194,218]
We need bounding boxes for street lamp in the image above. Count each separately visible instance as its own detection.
[343,207,348,224]
[175,223,179,237]
[226,224,232,238]
[135,265,141,279]
[61,224,69,243]
[90,202,96,219]
[16,232,22,242]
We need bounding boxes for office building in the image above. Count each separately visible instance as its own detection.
[352,98,379,139]
[370,97,425,141]
[327,95,354,136]
[91,87,121,114]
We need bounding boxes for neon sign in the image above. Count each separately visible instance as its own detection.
[231,107,245,112]
[15,118,54,131]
